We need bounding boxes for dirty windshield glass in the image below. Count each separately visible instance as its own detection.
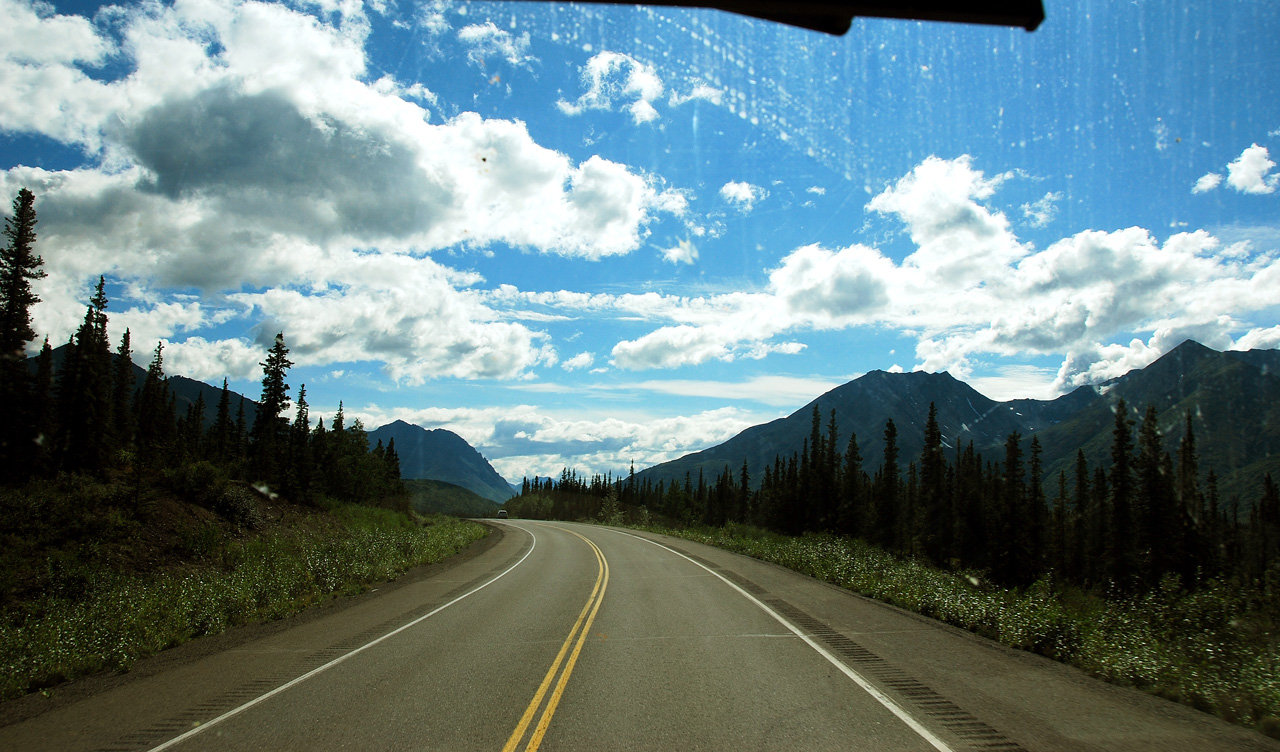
[3,0,1278,479]
[7,0,1280,741]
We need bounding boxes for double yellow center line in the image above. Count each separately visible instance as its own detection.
[502,527,609,752]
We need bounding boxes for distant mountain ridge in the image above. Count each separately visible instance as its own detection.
[368,420,512,504]
[636,341,1280,504]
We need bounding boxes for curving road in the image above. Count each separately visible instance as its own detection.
[2,521,1277,751]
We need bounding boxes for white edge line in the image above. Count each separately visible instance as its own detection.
[611,529,954,752]
[147,523,538,752]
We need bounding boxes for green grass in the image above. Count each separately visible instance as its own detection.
[642,523,1280,736]
[0,508,487,701]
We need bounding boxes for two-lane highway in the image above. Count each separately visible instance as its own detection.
[2,521,1278,751]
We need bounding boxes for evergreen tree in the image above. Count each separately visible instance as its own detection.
[1051,469,1068,575]
[995,432,1026,586]
[838,432,864,538]
[875,419,900,550]
[1091,465,1110,585]
[1135,403,1175,585]
[57,302,112,474]
[920,403,947,564]
[0,188,43,358]
[111,329,135,448]
[136,342,171,459]
[1176,409,1202,585]
[0,188,45,481]
[1205,467,1221,577]
[799,405,822,531]
[251,332,293,484]
[233,395,248,463]
[1028,434,1046,575]
[1108,398,1137,589]
[210,378,233,462]
[954,442,984,568]
[386,437,402,481]
[819,409,839,529]
[287,384,313,500]
[1071,450,1091,584]
[182,391,206,459]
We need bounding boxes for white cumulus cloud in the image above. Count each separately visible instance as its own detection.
[719,181,767,212]
[509,154,1280,392]
[1226,143,1278,194]
[1193,172,1223,193]
[557,51,664,125]
[660,237,698,265]
[1021,191,1062,227]
[457,21,533,69]
[0,0,691,376]
[562,352,595,371]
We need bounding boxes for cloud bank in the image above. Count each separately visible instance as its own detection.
[0,0,685,380]
[494,154,1280,395]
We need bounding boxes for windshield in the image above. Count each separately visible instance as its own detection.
[2,0,1278,481]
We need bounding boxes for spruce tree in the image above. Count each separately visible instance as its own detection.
[112,329,135,447]
[1205,468,1221,577]
[0,188,45,481]
[288,384,313,500]
[0,188,43,359]
[875,419,900,550]
[251,332,293,485]
[1051,469,1068,576]
[386,437,401,481]
[136,342,171,460]
[234,395,248,464]
[1072,450,1092,584]
[996,432,1025,586]
[1175,410,1202,585]
[1028,434,1045,575]
[814,409,838,529]
[1108,398,1137,589]
[839,432,864,538]
[210,378,232,462]
[58,303,112,474]
[920,403,947,564]
[1136,403,1174,585]
[183,391,206,459]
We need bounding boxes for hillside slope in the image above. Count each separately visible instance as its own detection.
[368,420,512,504]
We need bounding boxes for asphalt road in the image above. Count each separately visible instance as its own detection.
[2,520,1278,751]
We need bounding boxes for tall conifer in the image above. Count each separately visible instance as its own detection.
[0,188,45,481]
[112,329,135,447]
[251,332,293,484]
[1108,398,1137,588]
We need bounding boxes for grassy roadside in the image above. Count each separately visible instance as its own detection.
[0,504,487,701]
[640,522,1280,737]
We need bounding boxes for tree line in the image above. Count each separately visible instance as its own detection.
[514,401,1280,596]
[0,188,402,507]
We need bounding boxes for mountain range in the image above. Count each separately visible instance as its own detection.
[635,341,1280,506]
[367,420,512,504]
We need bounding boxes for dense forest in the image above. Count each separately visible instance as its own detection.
[0,188,403,507]
[512,400,1280,597]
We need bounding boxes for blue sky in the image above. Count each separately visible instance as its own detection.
[3,0,1279,482]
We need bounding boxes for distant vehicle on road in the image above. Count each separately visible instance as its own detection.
[496,510,508,519]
